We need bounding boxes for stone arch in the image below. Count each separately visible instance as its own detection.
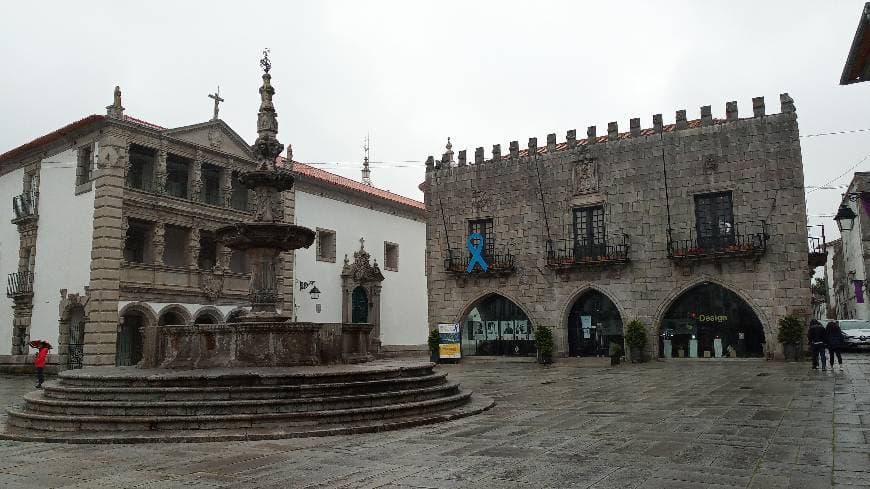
[452,288,535,328]
[156,304,192,326]
[117,302,157,367]
[225,307,247,323]
[193,306,223,324]
[654,276,769,359]
[558,284,628,357]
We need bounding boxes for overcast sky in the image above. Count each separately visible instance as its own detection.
[1,1,868,242]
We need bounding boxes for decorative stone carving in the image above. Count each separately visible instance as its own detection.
[200,270,224,302]
[153,140,168,194]
[189,228,201,268]
[703,153,720,172]
[191,150,204,202]
[341,238,385,285]
[572,157,598,195]
[208,124,223,149]
[152,222,165,265]
[470,187,491,214]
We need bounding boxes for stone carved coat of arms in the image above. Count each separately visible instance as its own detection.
[572,158,598,195]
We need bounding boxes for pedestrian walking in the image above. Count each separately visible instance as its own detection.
[29,340,52,388]
[807,319,827,370]
[825,321,845,370]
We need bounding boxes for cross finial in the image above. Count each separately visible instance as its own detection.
[359,237,365,250]
[260,48,271,74]
[208,87,224,120]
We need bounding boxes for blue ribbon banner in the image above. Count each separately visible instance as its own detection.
[466,232,489,273]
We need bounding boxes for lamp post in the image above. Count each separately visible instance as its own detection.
[834,193,861,233]
[298,280,320,301]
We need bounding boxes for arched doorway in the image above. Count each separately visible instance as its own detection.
[460,294,534,356]
[352,286,369,323]
[117,310,145,366]
[659,282,765,358]
[567,290,624,357]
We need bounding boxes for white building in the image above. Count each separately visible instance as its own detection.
[0,87,427,372]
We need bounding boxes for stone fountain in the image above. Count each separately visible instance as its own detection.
[1,52,491,443]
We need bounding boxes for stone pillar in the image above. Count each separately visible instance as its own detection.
[221,161,233,208]
[152,222,165,266]
[188,228,200,269]
[154,139,167,194]
[218,244,233,270]
[280,178,296,313]
[191,149,203,202]
[83,128,127,366]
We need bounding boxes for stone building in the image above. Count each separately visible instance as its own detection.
[0,87,426,372]
[423,94,816,360]
[826,173,870,320]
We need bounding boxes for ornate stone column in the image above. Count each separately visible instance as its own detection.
[188,228,201,269]
[152,222,165,266]
[191,149,204,202]
[153,139,167,194]
[221,160,233,208]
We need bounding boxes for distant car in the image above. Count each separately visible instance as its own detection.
[835,320,870,351]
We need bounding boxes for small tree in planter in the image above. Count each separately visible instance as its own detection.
[535,325,554,364]
[625,320,647,363]
[427,329,440,363]
[777,315,803,362]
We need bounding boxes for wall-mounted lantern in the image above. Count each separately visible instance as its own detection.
[299,280,320,301]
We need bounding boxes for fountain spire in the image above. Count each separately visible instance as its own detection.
[253,48,284,171]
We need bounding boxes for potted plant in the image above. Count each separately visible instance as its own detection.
[625,320,647,363]
[427,328,440,363]
[535,325,554,364]
[777,315,803,362]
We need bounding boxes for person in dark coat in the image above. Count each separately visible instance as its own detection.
[825,321,845,369]
[807,320,827,370]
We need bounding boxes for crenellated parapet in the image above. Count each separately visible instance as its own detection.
[424,94,797,174]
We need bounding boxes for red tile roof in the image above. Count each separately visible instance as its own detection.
[0,114,105,163]
[281,157,426,212]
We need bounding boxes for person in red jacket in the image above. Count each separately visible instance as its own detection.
[31,340,51,389]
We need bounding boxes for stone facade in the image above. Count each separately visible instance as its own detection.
[825,172,870,319]
[424,94,812,359]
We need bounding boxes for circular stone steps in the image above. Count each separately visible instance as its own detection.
[2,360,493,443]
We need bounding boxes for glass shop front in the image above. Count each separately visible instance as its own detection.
[461,294,535,356]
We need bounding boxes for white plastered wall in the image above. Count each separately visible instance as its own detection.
[842,199,870,319]
[30,149,95,344]
[0,167,25,353]
[293,191,427,346]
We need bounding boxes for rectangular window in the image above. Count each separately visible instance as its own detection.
[201,163,222,206]
[198,232,218,270]
[166,154,190,199]
[230,170,248,211]
[316,228,336,263]
[128,145,155,191]
[124,221,151,264]
[384,242,399,271]
[163,225,189,267]
[694,191,735,249]
[572,206,606,258]
[468,219,494,258]
[76,145,94,185]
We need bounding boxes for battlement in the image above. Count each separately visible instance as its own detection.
[425,93,796,173]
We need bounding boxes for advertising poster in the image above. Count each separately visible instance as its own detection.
[500,320,515,339]
[581,315,592,338]
[514,320,529,340]
[485,321,498,340]
[438,323,461,359]
[471,321,485,340]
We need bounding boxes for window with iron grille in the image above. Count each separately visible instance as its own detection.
[468,219,494,258]
[572,206,605,257]
[694,191,735,248]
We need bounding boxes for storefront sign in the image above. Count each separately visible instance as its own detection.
[696,314,728,322]
[466,232,488,273]
[438,323,461,359]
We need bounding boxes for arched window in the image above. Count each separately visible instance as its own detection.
[660,282,765,358]
[461,294,534,356]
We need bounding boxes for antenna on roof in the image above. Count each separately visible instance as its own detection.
[361,134,372,186]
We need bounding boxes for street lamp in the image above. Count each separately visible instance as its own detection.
[298,280,320,301]
[834,204,857,233]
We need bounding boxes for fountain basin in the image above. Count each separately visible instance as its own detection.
[215,222,315,251]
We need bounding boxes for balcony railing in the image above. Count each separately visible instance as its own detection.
[7,272,34,297]
[546,235,630,269]
[444,249,516,276]
[11,191,38,223]
[668,222,769,262]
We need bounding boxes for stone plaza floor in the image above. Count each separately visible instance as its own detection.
[0,354,867,489]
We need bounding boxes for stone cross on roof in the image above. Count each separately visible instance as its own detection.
[208,87,224,120]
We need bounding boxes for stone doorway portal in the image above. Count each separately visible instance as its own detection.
[567,290,624,357]
[352,287,368,323]
[117,311,145,366]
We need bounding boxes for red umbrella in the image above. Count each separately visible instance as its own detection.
[28,340,53,349]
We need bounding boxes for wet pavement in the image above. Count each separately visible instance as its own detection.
[0,354,867,488]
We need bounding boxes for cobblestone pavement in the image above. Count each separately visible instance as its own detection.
[0,354,868,489]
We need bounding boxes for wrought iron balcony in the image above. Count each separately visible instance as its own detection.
[546,235,630,270]
[807,227,827,269]
[7,272,34,298]
[11,191,38,223]
[444,249,515,276]
[668,222,769,262]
